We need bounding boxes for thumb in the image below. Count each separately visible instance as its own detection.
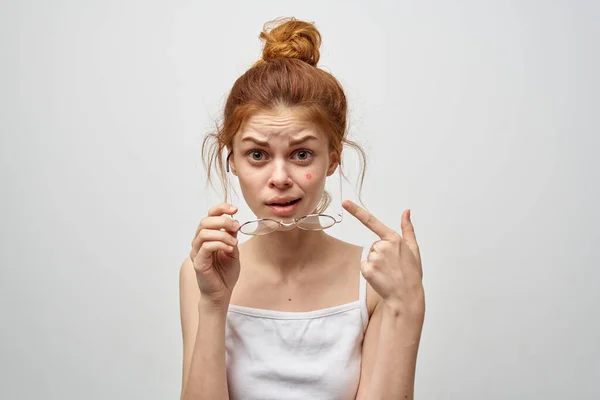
[231,240,240,259]
[401,209,421,263]
[401,209,416,244]
[229,224,241,260]
[231,220,240,260]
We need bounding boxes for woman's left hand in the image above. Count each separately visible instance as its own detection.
[343,200,425,323]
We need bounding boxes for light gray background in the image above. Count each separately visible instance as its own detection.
[1,0,598,399]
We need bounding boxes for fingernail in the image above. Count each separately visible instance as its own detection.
[233,221,240,230]
[408,209,411,219]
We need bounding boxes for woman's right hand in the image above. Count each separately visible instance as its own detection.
[189,203,241,307]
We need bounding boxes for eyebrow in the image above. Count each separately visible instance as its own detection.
[240,135,319,146]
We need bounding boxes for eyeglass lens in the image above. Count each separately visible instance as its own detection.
[239,214,337,235]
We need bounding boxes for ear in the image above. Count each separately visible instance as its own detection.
[326,150,340,176]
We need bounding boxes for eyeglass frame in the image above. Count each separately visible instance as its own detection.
[225,151,344,235]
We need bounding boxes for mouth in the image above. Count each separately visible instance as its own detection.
[266,198,301,216]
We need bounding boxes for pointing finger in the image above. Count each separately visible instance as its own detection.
[342,200,396,240]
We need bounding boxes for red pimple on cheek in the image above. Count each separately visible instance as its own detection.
[306,173,312,180]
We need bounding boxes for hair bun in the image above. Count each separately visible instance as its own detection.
[258,17,322,67]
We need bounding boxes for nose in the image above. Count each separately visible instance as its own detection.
[268,162,293,189]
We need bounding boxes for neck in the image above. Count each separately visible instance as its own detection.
[246,228,334,282]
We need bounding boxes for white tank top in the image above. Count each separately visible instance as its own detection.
[225,246,370,400]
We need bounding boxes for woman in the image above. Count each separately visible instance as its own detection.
[180,17,425,400]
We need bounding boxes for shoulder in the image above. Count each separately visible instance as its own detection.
[179,257,196,286]
[329,237,382,317]
[328,236,362,258]
[179,257,200,306]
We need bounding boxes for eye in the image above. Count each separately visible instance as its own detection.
[293,149,313,162]
[247,150,267,162]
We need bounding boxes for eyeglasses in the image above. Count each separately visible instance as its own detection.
[226,151,344,236]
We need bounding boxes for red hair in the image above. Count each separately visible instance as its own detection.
[202,17,366,212]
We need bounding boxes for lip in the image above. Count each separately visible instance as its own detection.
[266,196,300,205]
[266,198,301,217]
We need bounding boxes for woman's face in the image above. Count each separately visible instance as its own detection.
[229,107,338,224]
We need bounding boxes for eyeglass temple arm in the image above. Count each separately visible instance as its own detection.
[336,166,344,223]
[226,151,232,173]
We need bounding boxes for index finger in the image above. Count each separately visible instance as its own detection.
[207,203,238,217]
[342,200,396,240]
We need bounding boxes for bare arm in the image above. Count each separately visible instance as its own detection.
[355,294,423,400]
[343,201,425,400]
[180,258,230,400]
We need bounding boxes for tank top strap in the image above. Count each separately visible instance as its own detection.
[358,246,370,331]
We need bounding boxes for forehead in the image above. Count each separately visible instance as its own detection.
[236,108,324,143]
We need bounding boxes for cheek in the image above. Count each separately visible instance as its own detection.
[301,172,326,194]
[238,173,266,199]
